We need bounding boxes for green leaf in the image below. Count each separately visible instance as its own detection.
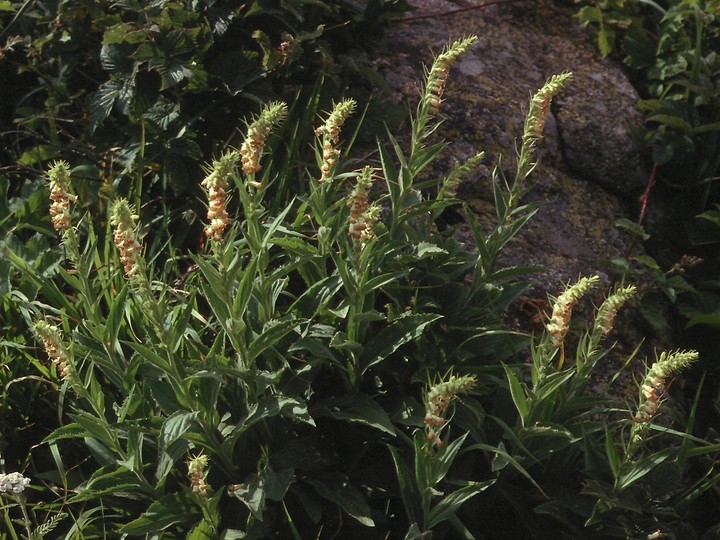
[503,364,529,427]
[187,519,215,540]
[0,2,15,11]
[265,467,295,501]
[160,411,199,450]
[604,424,621,479]
[616,448,672,491]
[190,371,224,414]
[247,318,299,362]
[388,445,419,526]
[314,394,396,435]
[468,440,545,496]
[90,78,133,129]
[230,472,266,520]
[70,464,156,502]
[244,396,315,429]
[614,218,650,241]
[359,313,442,375]
[100,42,135,74]
[305,473,375,527]
[416,242,448,259]
[120,492,198,534]
[18,145,56,166]
[647,113,693,132]
[403,523,431,540]
[426,480,495,529]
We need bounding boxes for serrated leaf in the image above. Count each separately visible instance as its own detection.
[100,42,135,73]
[90,79,133,129]
[416,242,448,258]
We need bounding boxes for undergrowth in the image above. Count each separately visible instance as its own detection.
[1,33,718,539]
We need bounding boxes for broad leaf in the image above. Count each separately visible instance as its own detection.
[305,473,375,527]
[360,313,442,375]
[313,394,396,435]
[120,492,198,534]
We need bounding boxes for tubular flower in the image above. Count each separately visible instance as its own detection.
[634,350,698,424]
[47,161,76,234]
[110,199,143,279]
[32,321,73,381]
[240,101,288,176]
[347,166,376,243]
[0,472,31,495]
[202,151,238,243]
[315,99,356,183]
[546,275,600,348]
[424,36,477,115]
[424,373,476,448]
[187,454,209,497]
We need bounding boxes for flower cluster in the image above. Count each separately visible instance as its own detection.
[47,161,76,234]
[240,101,288,177]
[424,36,477,115]
[347,166,378,244]
[202,151,238,243]
[634,350,698,424]
[424,373,476,448]
[546,275,600,348]
[315,99,356,183]
[32,320,73,381]
[110,199,143,279]
[0,472,31,495]
[187,453,209,497]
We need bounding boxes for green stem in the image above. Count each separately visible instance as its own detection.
[18,496,32,540]
[1,495,21,540]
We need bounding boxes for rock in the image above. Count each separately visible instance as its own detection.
[369,0,650,291]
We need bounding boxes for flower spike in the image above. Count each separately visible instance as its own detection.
[240,101,288,176]
[202,151,238,243]
[47,161,76,234]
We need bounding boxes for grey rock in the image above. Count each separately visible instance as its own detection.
[369,1,649,290]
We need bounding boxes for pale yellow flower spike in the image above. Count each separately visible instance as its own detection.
[187,453,210,497]
[424,373,476,449]
[240,101,288,176]
[47,161,76,234]
[546,275,600,349]
[202,151,238,243]
[628,350,699,457]
[316,99,356,183]
[425,36,478,115]
[110,199,143,279]
[33,321,73,382]
[347,166,376,245]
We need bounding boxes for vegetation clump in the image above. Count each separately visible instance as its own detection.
[1,3,719,537]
